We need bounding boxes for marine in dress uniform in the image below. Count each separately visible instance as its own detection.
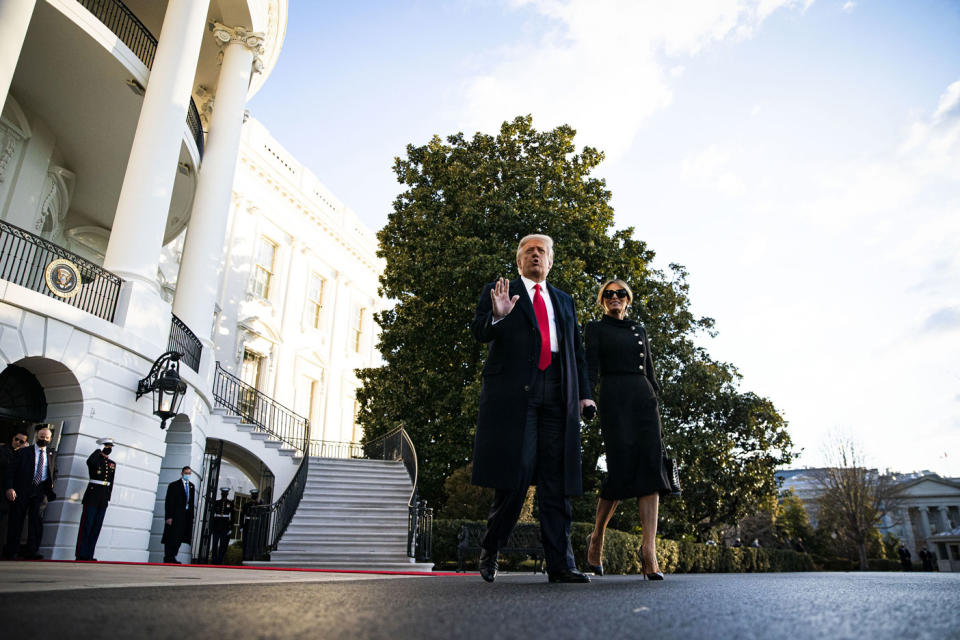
[75,438,117,561]
[209,487,234,565]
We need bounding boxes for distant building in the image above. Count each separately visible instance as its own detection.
[776,468,960,570]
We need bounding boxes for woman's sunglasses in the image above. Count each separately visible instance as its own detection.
[602,289,629,300]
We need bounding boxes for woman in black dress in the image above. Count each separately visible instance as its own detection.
[584,279,671,579]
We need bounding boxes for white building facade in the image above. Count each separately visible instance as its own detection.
[778,469,960,568]
[0,0,383,563]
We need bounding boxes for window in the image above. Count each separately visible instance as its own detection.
[351,306,365,353]
[306,273,325,329]
[252,237,277,299]
[239,349,264,418]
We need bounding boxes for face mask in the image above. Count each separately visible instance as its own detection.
[36,439,50,447]
[183,473,191,480]
[102,447,113,455]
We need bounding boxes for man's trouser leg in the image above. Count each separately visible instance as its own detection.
[535,362,575,573]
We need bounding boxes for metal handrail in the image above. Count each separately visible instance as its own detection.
[245,427,311,559]
[212,362,309,454]
[363,426,418,507]
[77,0,205,156]
[0,219,122,322]
[168,314,201,372]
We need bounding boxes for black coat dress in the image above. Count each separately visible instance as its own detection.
[471,278,592,495]
[584,314,671,500]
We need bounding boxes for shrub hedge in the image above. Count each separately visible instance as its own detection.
[433,519,816,573]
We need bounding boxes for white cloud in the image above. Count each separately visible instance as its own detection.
[681,145,747,196]
[459,0,813,159]
[842,1,856,13]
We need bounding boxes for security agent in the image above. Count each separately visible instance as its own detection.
[75,438,116,561]
[209,487,234,565]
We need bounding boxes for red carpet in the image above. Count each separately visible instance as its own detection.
[43,559,474,576]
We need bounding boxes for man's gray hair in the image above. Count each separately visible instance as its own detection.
[516,234,555,264]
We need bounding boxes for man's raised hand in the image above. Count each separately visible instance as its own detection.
[491,277,519,320]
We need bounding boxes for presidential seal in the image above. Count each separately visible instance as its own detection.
[44,258,82,298]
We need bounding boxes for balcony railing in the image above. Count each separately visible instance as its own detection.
[168,314,201,372]
[307,439,364,459]
[77,0,205,157]
[0,220,122,322]
[212,362,309,454]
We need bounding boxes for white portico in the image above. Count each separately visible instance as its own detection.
[0,0,292,562]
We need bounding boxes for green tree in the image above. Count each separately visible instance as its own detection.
[813,437,901,569]
[356,116,795,536]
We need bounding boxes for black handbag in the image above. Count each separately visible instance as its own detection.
[663,450,681,497]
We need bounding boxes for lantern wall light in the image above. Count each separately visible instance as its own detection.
[136,351,187,429]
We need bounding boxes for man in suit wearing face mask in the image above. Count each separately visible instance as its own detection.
[4,426,57,559]
[162,466,196,563]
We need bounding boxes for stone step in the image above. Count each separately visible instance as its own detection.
[290,509,410,521]
[246,560,435,572]
[310,458,405,468]
[285,527,407,538]
[304,482,411,493]
[280,532,408,543]
[271,548,410,558]
[288,515,409,526]
[306,471,411,483]
[299,487,410,500]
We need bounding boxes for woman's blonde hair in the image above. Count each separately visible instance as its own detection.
[596,278,633,309]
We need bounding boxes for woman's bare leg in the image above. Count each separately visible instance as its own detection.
[589,498,619,566]
[637,493,660,573]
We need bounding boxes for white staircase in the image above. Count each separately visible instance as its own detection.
[253,457,434,571]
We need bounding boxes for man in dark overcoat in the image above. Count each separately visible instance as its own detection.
[471,233,595,583]
[4,426,56,559]
[0,430,28,552]
[162,465,196,563]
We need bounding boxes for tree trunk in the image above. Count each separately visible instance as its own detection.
[858,542,869,571]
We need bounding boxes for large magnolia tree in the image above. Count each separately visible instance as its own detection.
[357,115,795,538]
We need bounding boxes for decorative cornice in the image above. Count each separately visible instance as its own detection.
[210,22,266,73]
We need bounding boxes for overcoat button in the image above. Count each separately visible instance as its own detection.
[523,385,531,392]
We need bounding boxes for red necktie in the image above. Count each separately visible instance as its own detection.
[533,284,551,370]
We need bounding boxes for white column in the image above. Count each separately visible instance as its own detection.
[322,275,351,442]
[0,0,36,110]
[935,506,951,532]
[103,0,208,285]
[918,507,932,544]
[173,24,264,341]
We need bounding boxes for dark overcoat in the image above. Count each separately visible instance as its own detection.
[161,478,196,545]
[470,278,592,495]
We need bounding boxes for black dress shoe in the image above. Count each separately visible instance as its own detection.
[164,557,182,564]
[25,553,44,560]
[548,569,590,583]
[479,548,498,583]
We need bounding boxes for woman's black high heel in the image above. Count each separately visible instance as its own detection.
[640,545,664,580]
[585,533,604,576]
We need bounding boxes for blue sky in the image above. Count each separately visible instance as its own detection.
[249,0,960,475]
